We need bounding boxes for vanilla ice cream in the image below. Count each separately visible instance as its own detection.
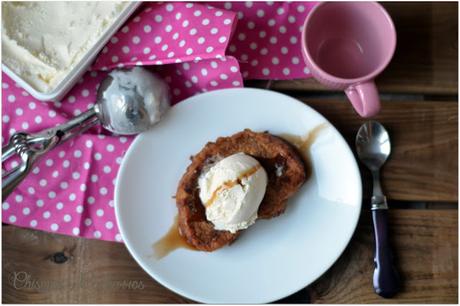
[198,153,268,233]
[2,1,128,93]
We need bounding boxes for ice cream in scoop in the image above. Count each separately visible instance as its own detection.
[198,152,268,233]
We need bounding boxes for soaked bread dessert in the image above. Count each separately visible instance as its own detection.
[175,129,307,251]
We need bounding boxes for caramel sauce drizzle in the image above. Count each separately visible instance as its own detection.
[204,164,261,207]
[152,215,195,260]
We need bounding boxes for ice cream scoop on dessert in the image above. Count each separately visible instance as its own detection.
[175,129,307,252]
[198,152,268,234]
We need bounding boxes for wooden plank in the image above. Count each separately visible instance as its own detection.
[2,226,193,304]
[263,2,458,95]
[308,209,458,304]
[2,209,457,303]
[298,99,458,202]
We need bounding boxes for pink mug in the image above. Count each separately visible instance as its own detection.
[301,2,396,117]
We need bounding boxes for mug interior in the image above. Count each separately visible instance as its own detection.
[305,2,395,80]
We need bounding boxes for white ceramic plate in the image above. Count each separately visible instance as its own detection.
[115,88,362,303]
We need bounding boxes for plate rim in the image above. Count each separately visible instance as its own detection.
[114,87,362,303]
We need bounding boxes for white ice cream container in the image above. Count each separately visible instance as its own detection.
[1,2,141,102]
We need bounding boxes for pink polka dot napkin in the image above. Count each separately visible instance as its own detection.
[1,2,316,242]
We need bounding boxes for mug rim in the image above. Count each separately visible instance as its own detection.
[301,1,397,84]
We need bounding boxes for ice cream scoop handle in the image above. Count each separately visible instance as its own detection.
[372,208,400,298]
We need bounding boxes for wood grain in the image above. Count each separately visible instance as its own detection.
[299,99,458,202]
[307,209,458,304]
[2,226,193,304]
[3,209,457,303]
[263,2,458,95]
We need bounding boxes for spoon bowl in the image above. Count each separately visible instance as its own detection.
[356,121,391,171]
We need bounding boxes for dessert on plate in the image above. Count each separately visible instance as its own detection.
[175,129,307,251]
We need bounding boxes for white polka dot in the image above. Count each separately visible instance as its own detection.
[100,187,108,195]
[69,193,76,201]
[91,175,98,183]
[43,211,51,219]
[109,200,115,207]
[172,32,179,40]
[63,214,72,222]
[224,2,232,9]
[202,18,210,26]
[72,172,80,180]
[223,19,231,25]
[2,202,9,210]
[8,95,16,102]
[283,68,291,75]
[132,36,140,44]
[30,220,38,227]
[51,223,59,231]
[63,160,70,168]
[97,209,104,217]
[166,3,174,11]
[290,36,298,44]
[106,144,114,152]
[143,47,150,54]
[115,234,123,242]
[52,170,59,178]
[270,36,278,44]
[251,59,258,66]
[94,231,102,239]
[105,221,114,229]
[36,199,44,207]
[83,162,90,170]
[48,110,56,118]
[250,42,258,50]
[272,57,280,65]
[88,196,95,204]
[2,82,8,89]
[133,16,140,22]
[292,57,300,65]
[232,81,241,86]
[103,166,111,173]
[72,228,80,235]
[76,205,83,213]
[155,15,163,22]
[211,27,218,34]
[191,76,198,83]
[262,68,270,76]
[15,108,23,116]
[215,10,223,17]
[260,48,268,55]
[48,191,56,199]
[143,25,151,33]
[279,26,287,34]
[85,218,92,226]
[194,10,202,16]
[110,36,118,44]
[9,215,16,223]
[81,89,90,97]
[161,44,168,51]
[165,24,172,32]
[241,54,249,61]
[288,15,296,23]
[28,187,35,194]
[220,74,228,80]
[297,5,305,12]
[45,159,53,167]
[304,67,310,74]
[182,20,189,27]
[3,115,9,123]
[176,12,182,20]
[201,68,208,76]
[39,179,47,187]
[21,122,29,129]
[60,181,69,189]
[210,80,218,87]
[206,46,214,53]
[35,116,42,124]
[94,153,102,160]
[15,194,23,203]
[80,184,87,192]
[56,202,63,210]
[281,47,289,54]
[121,25,129,33]
[268,19,276,27]
[277,7,285,15]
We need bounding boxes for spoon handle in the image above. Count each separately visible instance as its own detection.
[371,199,400,298]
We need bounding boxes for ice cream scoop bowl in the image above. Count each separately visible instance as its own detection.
[2,67,170,200]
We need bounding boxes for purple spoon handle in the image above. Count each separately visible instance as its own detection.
[372,208,400,298]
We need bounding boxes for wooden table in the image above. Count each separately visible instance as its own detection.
[3,2,458,303]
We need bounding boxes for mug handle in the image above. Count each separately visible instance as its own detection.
[345,81,381,118]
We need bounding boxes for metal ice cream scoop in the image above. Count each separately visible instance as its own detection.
[2,67,170,200]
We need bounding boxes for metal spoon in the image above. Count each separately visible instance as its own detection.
[356,121,400,298]
[2,67,170,200]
